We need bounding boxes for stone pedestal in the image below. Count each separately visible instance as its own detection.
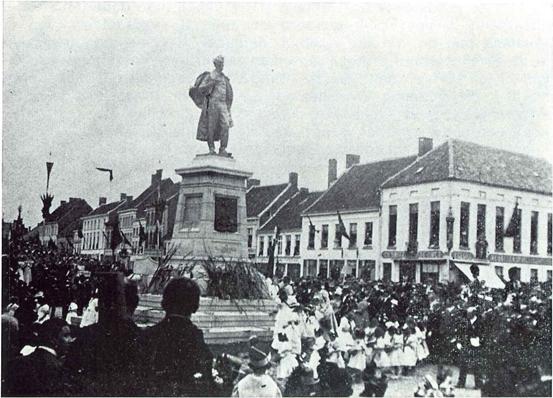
[170,154,252,260]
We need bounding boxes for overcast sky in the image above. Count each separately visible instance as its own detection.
[3,1,552,227]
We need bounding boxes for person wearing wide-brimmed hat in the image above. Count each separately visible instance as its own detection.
[232,345,281,398]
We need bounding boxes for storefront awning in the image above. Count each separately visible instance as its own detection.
[454,262,505,289]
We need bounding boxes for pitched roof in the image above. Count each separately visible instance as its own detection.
[260,190,324,232]
[382,139,552,195]
[45,198,92,238]
[86,200,126,217]
[246,183,289,218]
[306,155,418,214]
[113,178,176,217]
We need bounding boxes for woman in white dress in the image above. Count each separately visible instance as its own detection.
[80,291,98,328]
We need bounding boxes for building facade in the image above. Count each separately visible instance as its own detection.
[380,139,553,284]
[246,173,299,259]
[257,188,322,278]
[80,196,128,260]
[38,197,92,250]
[301,153,417,281]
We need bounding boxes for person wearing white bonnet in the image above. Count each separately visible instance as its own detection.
[65,302,79,325]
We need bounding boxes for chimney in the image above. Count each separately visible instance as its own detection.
[247,178,261,188]
[69,197,78,202]
[289,172,298,188]
[418,137,433,157]
[300,187,309,195]
[346,154,360,168]
[328,159,337,188]
[151,169,163,186]
[120,193,127,201]
[126,195,133,202]
[60,200,67,206]
[99,197,107,206]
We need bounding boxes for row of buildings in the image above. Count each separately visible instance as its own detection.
[34,137,552,284]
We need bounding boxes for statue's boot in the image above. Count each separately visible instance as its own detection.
[219,148,230,157]
[209,146,216,155]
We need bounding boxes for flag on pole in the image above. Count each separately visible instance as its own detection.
[138,220,147,246]
[96,167,114,181]
[46,162,54,192]
[307,215,319,233]
[267,226,281,276]
[110,220,123,251]
[337,210,351,242]
[121,230,132,246]
[504,201,520,238]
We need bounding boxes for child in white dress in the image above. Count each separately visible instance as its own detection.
[372,327,390,370]
[337,313,356,362]
[388,327,403,378]
[401,327,418,375]
[347,328,367,382]
[416,321,430,362]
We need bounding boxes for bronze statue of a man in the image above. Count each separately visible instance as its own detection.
[189,55,234,156]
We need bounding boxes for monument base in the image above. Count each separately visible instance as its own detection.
[170,154,252,260]
[134,294,277,345]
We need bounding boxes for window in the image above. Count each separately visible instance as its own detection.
[429,201,440,248]
[334,224,342,248]
[303,260,317,277]
[548,270,552,281]
[319,260,329,278]
[530,268,538,282]
[258,236,265,256]
[347,260,358,277]
[308,225,315,249]
[277,235,282,255]
[495,266,504,279]
[496,207,504,251]
[477,204,486,239]
[285,235,291,256]
[358,260,376,280]
[364,222,373,246]
[321,224,329,248]
[513,207,522,253]
[530,211,539,254]
[349,223,357,248]
[547,213,553,255]
[247,228,253,248]
[383,263,392,282]
[460,202,470,248]
[183,195,202,227]
[330,260,344,280]
[409,203,419,246]
[388,205,397,247]
[294,234,300,256]
[214,196,238,233]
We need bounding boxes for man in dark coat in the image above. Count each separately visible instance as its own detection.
[141,277,215,396]
[65,275,143,396]
[456,307,484,389]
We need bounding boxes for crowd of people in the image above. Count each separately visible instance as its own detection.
[261,271,552,397]
[1,238,552,397]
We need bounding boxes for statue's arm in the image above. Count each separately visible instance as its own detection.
[198,73,216,95]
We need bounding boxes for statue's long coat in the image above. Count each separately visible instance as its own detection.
[189,71,233,142]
